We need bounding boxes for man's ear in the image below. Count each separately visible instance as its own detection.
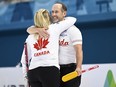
[63,11,67,17]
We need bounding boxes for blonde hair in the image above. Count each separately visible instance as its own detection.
[34,9,51,40]
[34,9,51,28]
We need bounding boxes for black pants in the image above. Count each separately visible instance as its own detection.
[28,66,60,87]
[60,63,81,87]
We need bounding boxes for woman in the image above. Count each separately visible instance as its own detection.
[21,9,76,87]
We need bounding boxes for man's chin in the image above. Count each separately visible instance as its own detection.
[53,20,59,23]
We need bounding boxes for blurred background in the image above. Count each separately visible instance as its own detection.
[0,0,116,86]
[0,0,116,67]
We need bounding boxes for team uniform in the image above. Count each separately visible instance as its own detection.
[21,17,76,87]
[59,25,82,87]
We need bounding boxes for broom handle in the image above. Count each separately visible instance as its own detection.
[24,43,30,87]
[82,65,99,73]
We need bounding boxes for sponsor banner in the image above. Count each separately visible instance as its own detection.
[0,67,26,87]
[0,63,116,87]
[80,63,116,87]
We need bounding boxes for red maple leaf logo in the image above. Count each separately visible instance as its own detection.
[33,38,49,50]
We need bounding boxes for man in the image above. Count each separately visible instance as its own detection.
[27,2,83,87]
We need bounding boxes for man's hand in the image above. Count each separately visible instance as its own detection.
[37,28,50,39]
[75,67,82,76]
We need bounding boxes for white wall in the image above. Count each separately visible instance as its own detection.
[0,63,116,87]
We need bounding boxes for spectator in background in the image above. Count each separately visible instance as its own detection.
[27,2,83,87]
[11,0,33,22]
[76,0,84,10]
[33,0,58,14]
[0,0,9,16]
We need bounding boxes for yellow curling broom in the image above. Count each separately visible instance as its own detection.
[62,65,99,82]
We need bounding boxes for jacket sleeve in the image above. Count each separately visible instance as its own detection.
[21,48,27,78]
[52,17,76,34]
[20,36,31,78]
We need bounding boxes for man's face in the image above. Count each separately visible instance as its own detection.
[51,4,66,23]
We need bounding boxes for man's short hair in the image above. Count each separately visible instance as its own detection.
[55,2,67,12]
